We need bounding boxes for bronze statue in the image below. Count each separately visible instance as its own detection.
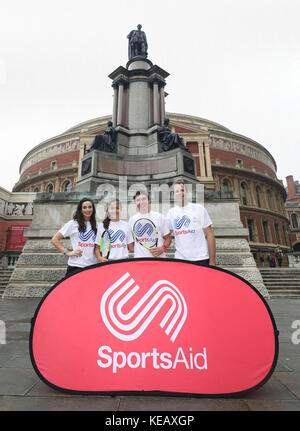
[88,121,117,153]
[158,118,190,153]
[127,24,148,60]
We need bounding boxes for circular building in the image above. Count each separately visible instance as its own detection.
[13,112,290,266]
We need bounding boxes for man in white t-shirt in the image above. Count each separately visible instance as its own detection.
[128,191,171,258]
[167,181,216,265]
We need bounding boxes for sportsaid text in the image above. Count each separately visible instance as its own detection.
[97,345,207,373]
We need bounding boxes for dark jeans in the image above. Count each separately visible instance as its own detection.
[195,258,210,265]
[66,265,82,276]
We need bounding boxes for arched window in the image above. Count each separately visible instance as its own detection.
[222,179,231,193]
[256,186,261,208]
[262,220,269,243]
[291,213,299,229]
[240,182,247,205]
[62,181,72,192]
[247,218,255,242]
[33,187,39,193]
[267,190,274,210]
[46,183,54,193]
[293,242,300,252]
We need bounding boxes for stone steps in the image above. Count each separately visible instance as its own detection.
[0,269,14,296]
[259,268,300,298]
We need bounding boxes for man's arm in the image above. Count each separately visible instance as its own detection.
[150,233,171,257]
[203,225,216,266]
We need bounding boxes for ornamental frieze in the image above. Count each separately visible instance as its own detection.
[210,137,276,172]
[20,139,80,175]
[0,199,33,216]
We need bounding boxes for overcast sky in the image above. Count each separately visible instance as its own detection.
[1,0,299,192]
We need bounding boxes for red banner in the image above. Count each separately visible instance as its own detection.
[30,259,278,397]
[6,225,29,251]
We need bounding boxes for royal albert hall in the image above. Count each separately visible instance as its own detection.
[12,112,290,266]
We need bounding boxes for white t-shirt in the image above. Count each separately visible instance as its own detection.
[167,203,213,261]
[59,220,98,268]
[128,211,170,258]
[95,220,133,260]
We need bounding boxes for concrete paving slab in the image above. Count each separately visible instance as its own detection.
[0,395,121,411]
[275,360,294,372]
[274,372,300,399]
[27,381,78,397]
[0,368,38,396]
[1,352,32,369]
[235,375,297,401]
[118,396,249,411]
[278,355,300,372]
[244,399,300,411]
[0,340,29,355]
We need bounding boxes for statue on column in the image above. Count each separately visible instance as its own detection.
[127,24,148,60]
[158,118,190,153]
[88,121,117,153]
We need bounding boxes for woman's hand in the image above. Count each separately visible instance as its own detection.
[98,256,108,263]
[67,249,82,257]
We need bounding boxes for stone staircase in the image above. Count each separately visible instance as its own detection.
[2,239,70,298]
[259,268,300,298]
[0,269,14,296]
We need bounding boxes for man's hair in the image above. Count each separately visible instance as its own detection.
[133,190,149,200]
[172,180,186,190]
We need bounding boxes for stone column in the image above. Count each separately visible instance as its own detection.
[124,86,130,128]
[204,141,213,179]
[112,84,118,127]
[128,80,150,129]
[153,80,160,125]
[198,141,206,178]
[148,84,154,126]
[117,82,124,126]
[160,86,166,124]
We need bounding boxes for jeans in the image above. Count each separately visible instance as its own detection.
[194,258,210,265]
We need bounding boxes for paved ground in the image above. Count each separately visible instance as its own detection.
[0,297,300,411]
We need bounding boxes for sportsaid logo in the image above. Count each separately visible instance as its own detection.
[108,229,126,248]
[98,272,207,374]
[174,215,191,229]
[108,229,126,243]
[174,215,196,236]
[78,229,96,242]
[134,222,154,237]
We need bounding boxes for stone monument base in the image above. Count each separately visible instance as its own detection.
[76,147,197,194]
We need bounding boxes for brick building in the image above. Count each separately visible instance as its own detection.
[0,187,35,268]
[285,175,300,252]
[10,112,290,267]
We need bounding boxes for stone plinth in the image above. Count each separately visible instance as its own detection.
[287,252,300,268]
[76,147,198,194]
[205,198,269,298]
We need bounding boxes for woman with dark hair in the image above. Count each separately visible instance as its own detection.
[51,197,106,275]
[95,199,134,261]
